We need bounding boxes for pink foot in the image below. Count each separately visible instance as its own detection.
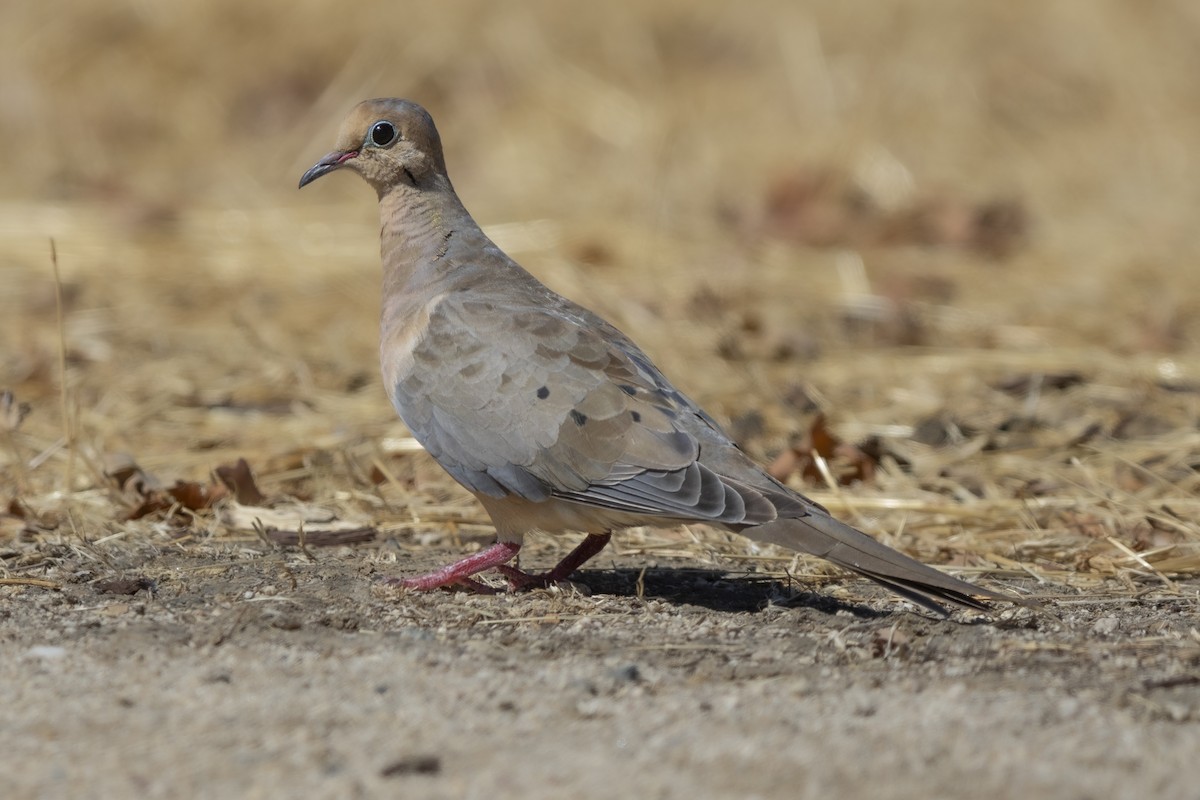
[381,541,521,592]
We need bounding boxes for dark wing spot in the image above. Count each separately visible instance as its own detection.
[569,410,588,426]
[630,411,641,422]
[536,386,550,399]
[618,384,637,396]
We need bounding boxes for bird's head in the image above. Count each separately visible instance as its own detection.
[299,98,447,196]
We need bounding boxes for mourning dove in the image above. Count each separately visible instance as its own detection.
[300,98,1012,613]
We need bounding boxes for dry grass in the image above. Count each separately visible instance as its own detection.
[3,0,1200,603]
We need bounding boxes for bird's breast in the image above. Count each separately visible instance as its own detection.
[379,291,447,412]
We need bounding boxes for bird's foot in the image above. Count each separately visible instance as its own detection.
[493,564,567,591]
[495,532,613,592]
[381,533,614,594]
[380,541,521,593]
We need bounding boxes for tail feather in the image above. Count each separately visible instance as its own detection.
[744,513,1014,615]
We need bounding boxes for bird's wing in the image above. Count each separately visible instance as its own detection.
[391,290,780,525]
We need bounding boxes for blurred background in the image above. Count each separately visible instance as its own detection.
[2,0,1200,573]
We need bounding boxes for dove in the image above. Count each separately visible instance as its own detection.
[299,98,1012,613]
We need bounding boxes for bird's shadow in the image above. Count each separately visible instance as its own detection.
[571,566,891,619]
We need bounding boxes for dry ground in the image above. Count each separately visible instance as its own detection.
[3,2,1200,798]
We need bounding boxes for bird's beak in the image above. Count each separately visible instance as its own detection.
[298,150,359,189]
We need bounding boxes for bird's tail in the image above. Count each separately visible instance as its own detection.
[743,513,1015,614]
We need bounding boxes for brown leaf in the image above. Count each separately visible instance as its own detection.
[7,497,29,519]
[759,166,1028,258]
[766,447,800,482]
[768,414,878,486]
[105,453,161,495]
[762,168,876,248]
[126,497,173,521]
[127,473,230,520]
[1059,510,1111,539]
[214,458,267,505]
[167,479,227,512]
[808,414,839,459]
[1131,518,1187,550]
[972,199,1027,258]
[571,239,614,267]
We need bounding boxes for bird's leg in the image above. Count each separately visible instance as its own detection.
[496,532,612,590]
[385,540,522,592]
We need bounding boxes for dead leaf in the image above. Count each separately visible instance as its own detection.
[167,479,227,511]
[105,453,161,495]
[762,167,876,248]
[7,498,29,519]
[766,446,800,482]
[214,458,267,505]
[767,414,878,486]
[1059,510,1111,539]
[758,166,1029,258]
[126,477,227,520]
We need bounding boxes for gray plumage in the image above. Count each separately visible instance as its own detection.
[299,98,1012,613]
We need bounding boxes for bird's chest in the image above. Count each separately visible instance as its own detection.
[380,294,512,430]
[379,292,450,418]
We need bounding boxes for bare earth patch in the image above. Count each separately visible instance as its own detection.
[3,538,1199,798]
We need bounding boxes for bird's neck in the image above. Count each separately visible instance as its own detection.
[377,179,486,298]
[375,178,500,400]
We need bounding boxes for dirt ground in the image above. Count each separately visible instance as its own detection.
[4,2,1200,798]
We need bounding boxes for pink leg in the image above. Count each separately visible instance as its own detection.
[496,532,612,590]
[383,540,522,592]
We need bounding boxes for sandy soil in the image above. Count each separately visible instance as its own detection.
[4,1,1200,798]
[4,544,1199,799]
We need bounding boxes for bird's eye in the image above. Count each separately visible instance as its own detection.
[370,121,397,147]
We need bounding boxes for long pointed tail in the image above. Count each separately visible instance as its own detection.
[744,513,1014,614]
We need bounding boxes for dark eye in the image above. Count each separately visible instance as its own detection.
[370,121,397,146]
